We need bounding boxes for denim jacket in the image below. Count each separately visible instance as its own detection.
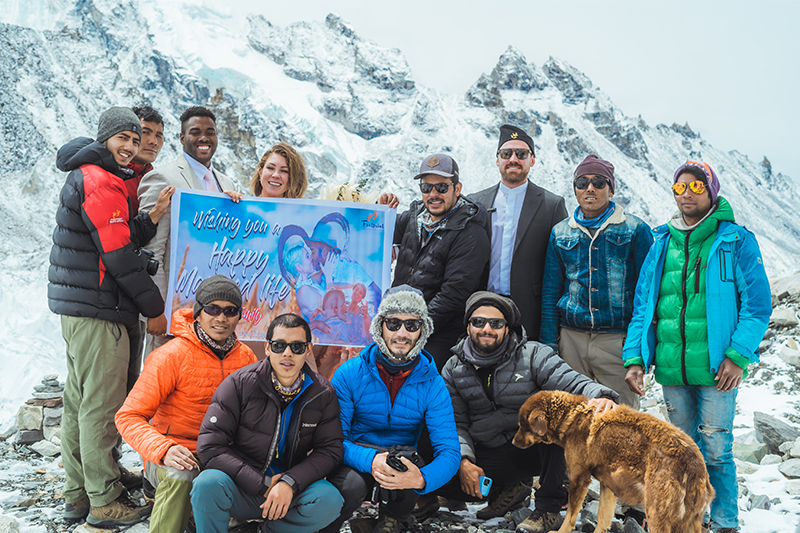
[540,205,653,350]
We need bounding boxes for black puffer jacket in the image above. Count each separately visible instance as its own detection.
[197,360,344,497]
[393,197,490,349]
[48,138,163,327]
[441,330,619,461]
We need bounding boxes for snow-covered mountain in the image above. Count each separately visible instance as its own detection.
[0,0,798,420]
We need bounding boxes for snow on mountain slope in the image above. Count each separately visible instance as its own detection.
[0,0,798,427]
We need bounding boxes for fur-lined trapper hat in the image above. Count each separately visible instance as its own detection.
[370,284,434,363]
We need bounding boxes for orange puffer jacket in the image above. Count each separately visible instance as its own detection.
[116,308,257,464]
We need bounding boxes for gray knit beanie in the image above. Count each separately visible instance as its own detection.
[193,275,243,318]
[464,291,521,329]
[370,285,433,363]
[97,107,142,144]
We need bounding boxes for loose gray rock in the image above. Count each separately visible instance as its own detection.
[14,406,42,431]
[761,454,783,465]
[43,374,58,381]
[790,437,800,458]
[778,346,800,367]
[0,515,20,533]
[735,458,759,475]
[779,458,800,479]
[509,507,531,527]
[30,439,60,457]
[733,442,768,464]
[754,412,800,455]
[43,426,61,442]
[785,480,800,496]
[771,308,799,327]
[31,392,62,400]
[622,517,646,533]
[14,430,43,445]
[764,329,777,340]
[749,493,771,510]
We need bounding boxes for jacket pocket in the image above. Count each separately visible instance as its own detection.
[719,248,734,282]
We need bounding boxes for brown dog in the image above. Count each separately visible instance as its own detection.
[512,391,714,533]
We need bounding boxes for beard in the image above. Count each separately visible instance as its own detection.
[388,336,414,358]
[471,332,503,354]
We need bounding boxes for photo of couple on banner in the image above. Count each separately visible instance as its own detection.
[166,190,395,371]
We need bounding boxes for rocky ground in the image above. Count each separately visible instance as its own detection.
[4,274,800,533]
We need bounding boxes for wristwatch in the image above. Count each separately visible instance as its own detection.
[279,474,297,494]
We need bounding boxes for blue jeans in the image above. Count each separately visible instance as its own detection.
[191,469,343,533]
[662,385,738,531]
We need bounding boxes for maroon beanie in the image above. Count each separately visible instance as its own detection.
[574,155,615,193]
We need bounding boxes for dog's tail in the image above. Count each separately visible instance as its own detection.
[683,467,715,532]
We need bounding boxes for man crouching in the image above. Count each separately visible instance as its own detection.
[191,314,344,533]
[320,285,460,533]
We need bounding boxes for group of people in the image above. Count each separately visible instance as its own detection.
[47,104,771,533]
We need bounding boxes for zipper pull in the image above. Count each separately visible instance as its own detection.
[694,257,701,293]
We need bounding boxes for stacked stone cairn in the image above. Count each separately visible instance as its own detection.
[13,375,63,458]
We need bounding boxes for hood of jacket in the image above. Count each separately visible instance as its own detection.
[56,136,135,180]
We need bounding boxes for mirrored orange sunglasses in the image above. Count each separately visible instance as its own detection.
[672,180,706,196]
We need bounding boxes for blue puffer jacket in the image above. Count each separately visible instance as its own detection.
[541,206,653,350]
[331,343,460,495]
[622,212,772,375]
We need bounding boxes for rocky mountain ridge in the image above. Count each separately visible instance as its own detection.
[0,0,799,420]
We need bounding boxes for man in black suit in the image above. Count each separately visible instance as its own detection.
[469,125,567,341]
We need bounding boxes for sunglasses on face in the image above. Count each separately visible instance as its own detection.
[672,180,706,196]
[383,317,423,332]
[203,304,241,318]
[497,148,531,160]
[574,176,609,190]
[419,182,455,194]
[268,340,309,355]
[468,317,507,329]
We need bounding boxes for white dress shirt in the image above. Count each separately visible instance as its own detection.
[488,182,528,295]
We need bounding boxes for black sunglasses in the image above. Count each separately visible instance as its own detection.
[419,182,455,194]
[268,340,309,355]
[469,317,507,329]
[574,176,609,190]
[497,148,531,160]
[203,304,241,318]
[383,317,423,332]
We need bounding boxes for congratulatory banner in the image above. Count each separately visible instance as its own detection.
[167,190,395,345]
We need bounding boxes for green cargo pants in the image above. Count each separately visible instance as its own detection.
[60,316,142,507]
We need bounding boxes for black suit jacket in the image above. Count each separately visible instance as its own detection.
[469,180,567,340]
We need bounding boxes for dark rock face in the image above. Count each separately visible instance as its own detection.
[543,58,589,105]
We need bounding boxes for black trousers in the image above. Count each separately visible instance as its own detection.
[435,441,568,513]
[319,465,420,533]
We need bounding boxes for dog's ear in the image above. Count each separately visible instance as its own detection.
[528,410,548,436]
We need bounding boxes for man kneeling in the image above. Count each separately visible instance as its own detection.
[191,314,344,533]
[320,285,460,533]
[116,275,257,533]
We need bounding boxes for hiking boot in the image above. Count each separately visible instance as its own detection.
[86,492,152,528]
[716,529,739,533]
[412,493,440,520]
[476,481,531,519]
[372,513,401,533]
[64,495,90,523]
[442,497,467,511]
[118,465,143,491]
[515,509,564,533]
[142,476,156,502]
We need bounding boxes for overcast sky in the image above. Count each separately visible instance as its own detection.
[229,0,798,179]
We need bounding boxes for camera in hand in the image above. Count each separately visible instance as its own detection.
[140,248,159,276]
[385,445,420,472]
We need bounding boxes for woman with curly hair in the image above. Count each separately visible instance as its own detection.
[249,142,308,199]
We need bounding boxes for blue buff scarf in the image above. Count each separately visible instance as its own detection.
[574,201,615,229]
